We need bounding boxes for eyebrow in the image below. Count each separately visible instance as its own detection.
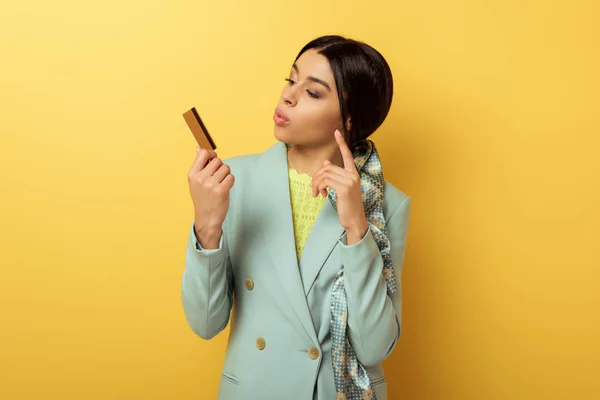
[292,63,331,91]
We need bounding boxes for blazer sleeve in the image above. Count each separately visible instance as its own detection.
[181,220,234,340]
[337,195,412,367]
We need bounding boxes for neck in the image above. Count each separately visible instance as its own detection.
[287,142,344,176]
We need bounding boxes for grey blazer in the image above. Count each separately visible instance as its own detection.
[182,141,411,400]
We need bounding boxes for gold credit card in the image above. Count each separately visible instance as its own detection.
[183,107,217,150]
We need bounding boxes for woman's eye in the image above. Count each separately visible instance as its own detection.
[284,78,319,98]
[307,90,320,99]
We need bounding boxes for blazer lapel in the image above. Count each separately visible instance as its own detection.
[298,199,345,296]
[255,141,319,343]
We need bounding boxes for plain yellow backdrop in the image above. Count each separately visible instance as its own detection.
[1,0,598,399]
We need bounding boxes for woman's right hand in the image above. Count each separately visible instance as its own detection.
[188,147,235,249]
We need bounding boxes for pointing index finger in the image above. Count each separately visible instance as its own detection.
[334,130,355,171]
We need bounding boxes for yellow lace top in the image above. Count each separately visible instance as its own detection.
[288,168,327,261]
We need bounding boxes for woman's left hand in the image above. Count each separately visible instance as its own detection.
[310,130,369,241]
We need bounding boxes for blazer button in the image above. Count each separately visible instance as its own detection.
[308,346,320,360]
[245,277,254,290]
[256,337,266,350]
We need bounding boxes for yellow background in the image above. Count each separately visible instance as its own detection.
[1,0,598,399]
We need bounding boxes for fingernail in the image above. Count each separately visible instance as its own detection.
[334,130,341,138]
[196,146,200,152]
[309,181,313,187]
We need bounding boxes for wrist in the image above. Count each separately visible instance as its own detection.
[345,220,369,245]
[194,220,223,249]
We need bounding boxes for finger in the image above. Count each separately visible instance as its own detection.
[311,174,320,197]
[310,177,319,197]
[308,167,325,197]
[314,163,352,182]
[210,163,231,184]
[200,157,223,178]
[190,149,217,174]
[220,173,235,191]
[311,178,320,197]
[315,160,334,185]
[316,173,348,190]
[312,162,344,183]
[313,173,348,197]
[313,183,328,198]
[311,164,348,196]
[314,177,337,198]
[311,170,331,197]
[334,130,356,172]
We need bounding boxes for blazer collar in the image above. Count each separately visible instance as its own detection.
[254,141,345,339]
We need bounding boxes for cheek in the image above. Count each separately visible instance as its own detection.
[299,101,341,131]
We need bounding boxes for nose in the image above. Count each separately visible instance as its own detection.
[281,86,297,107]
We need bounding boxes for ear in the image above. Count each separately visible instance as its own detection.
[345,116,352,132]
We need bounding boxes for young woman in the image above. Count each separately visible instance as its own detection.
[182,35,412,400]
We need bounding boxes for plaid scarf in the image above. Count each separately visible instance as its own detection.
[328,139,396,400]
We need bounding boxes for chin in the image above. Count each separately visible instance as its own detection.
[273,126,291,144]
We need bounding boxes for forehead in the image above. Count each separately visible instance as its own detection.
[293,49,334,83]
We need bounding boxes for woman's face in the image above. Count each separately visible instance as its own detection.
[273,49,346,148]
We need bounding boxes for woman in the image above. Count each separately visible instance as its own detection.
[182,35,412,400]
